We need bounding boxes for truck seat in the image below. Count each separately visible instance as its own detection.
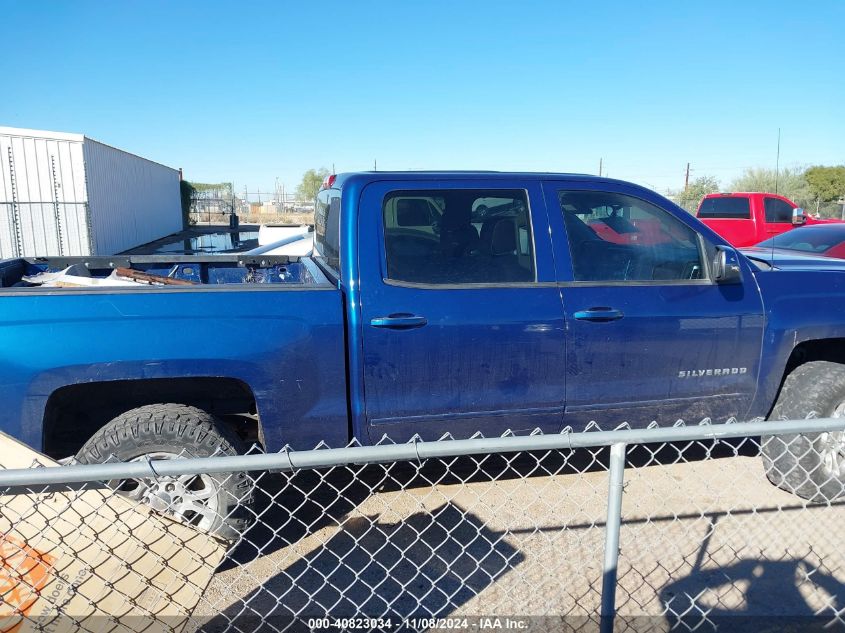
[478,217,531,282]
[439,203,479,258]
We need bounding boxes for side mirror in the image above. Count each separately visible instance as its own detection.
[713,246,742,284]
[792,207,807,225]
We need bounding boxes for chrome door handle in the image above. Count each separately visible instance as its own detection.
[370,314,428,329]
[573,307,624,322]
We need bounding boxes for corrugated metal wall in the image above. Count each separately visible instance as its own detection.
[83,139,182,255]
[0,127,183,258]
[0,129,91,257]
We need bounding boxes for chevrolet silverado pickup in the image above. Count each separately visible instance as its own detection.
[696,191,842,247]
[2,171,845,536]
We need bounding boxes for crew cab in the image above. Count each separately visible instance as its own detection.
[2,172,845,536]
[695,191,842,247]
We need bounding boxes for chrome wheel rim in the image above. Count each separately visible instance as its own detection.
[114,451,220,530]
[819,402,845,479]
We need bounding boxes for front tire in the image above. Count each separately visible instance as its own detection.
[762,361,845,501]
[75,403,253,541]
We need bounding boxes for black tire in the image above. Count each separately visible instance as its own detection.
[76,403,253,541]
[762,361,845,502]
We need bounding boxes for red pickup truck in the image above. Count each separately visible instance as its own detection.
[695,192,841,247]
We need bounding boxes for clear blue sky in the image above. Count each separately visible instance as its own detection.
[3,0,843,195]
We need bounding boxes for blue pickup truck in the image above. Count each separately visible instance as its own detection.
[2,171,844,536]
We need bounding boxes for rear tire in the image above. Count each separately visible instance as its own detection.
[75,403,253,541]
[762,361,845,501]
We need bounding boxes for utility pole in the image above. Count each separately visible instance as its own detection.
[374,159,377,171]
[684,163,690,191]
[599,158,603,177]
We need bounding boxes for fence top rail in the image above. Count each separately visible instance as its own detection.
[0,417,842,487]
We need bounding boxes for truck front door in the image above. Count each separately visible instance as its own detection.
[543,180,766,429]
[358,179,567,442]
[763,195,797,239]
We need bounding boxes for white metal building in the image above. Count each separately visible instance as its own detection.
[0,126,183,257]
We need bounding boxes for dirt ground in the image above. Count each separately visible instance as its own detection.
[194,443,845,628]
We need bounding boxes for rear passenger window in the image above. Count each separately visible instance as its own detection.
[557,190,705,282]
[765,197,794,223]
[383,189,535,285]
[697,197,751,219]
[314,189,341,274]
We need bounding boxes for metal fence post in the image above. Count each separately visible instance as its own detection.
[600,441,627,633]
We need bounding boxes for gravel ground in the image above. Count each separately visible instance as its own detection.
[194,444,845,626]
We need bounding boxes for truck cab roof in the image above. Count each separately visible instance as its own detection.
[329,171,639,190]
[702,192,793,199]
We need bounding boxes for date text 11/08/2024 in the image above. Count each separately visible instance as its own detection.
[306,616,530,630]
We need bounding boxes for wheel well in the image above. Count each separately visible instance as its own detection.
[42,378,261,458]
[785,339,845,377]
[773,339,845,416]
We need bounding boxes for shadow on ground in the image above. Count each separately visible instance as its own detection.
[657,521,845,632]
[226,437,759,566]
[208,446,845,630]
[206,501,523,628]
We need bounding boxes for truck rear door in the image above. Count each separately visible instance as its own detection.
[696,195,756,246]
[543,180,765,428]
[357,178,567,442]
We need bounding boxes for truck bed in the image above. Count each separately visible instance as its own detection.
[0,254,330,291]
[0,253,348,453]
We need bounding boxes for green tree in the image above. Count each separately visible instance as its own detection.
[805,165,845,204]
[670,175,720,212]
[180,180,196,228]
[191,182,233,196]
[728,166,813,209]
[296,168,330,202]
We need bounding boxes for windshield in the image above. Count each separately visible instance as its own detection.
[756,227,845,253]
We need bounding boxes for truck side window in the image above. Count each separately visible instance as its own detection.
[557,191,705,282]
[382,189,535,285]
[765,197,794,223]
[697,197,751,219]
[315,190,341,275]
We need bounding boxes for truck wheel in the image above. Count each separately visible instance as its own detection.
[762,361,845,502]
[75,404,253,541]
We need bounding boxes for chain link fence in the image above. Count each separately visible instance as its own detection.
[188,209,314,228]
[2,418,845,632]
[187,185,314,228]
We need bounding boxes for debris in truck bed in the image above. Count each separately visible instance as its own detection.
[22,268,141,288]
[114,267,197,286]
[22,266,197,288]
